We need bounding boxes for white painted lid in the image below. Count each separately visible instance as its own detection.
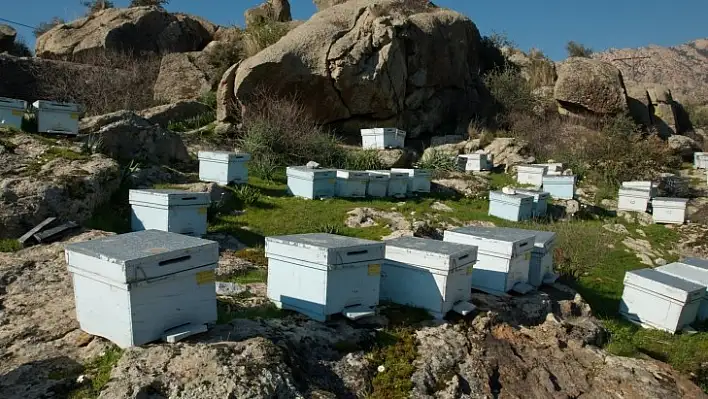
[265,233,384,265]
[624,268,705,303]
[128,189,211,206]
[337,170,370,179]
[385,236,477,271]
[0,97,27,110]
[32,100,81,112]
[198,150,251,162]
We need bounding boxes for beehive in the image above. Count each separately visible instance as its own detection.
[488,191,534,222]
[31,100,80,135]
[335,170,369,198]
[656,262,708,320]
[197,151,251,185]
[542,175,576,199]
[694,152,708,169]
[514,189,550,218]
[682,257,708,269]
[381,237,478,319]
[617,188,652,213]
[494,228,558,287]
[619,268,704,333]
[621,181,658,197]
[367,170,408,198]
[129,189,210,237]
[265,233,385,321]
[391,168,432,194]
[286,166,337,199]
[457,153,491,172]
[652,197,688,225]
[516,165,548,187]
[65,230,219,348]
[0,97,26,129]
[360,128,406,149]
[535,163,563,175]
[366,171,389,198]
[443,227,536,296]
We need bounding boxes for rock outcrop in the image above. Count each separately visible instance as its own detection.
[138,100,213,128]
[554,57,629,116]
[0,133,121,239]
[35,7,214,59]
[0,24,17,53]
[229,0,481,138]
[153,51,215,102]
[313,0,350,10]
[245,0,293,28]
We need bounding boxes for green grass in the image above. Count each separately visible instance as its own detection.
[233,247,268,267]
[167,111,216,133]
[217,295,284,323]
[0,238,22,252]
[67,346,123,399]
[227,268,268,284]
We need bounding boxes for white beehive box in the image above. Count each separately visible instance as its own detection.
[652,197,688,225]
[542,175,576,199]
[286,166,337,199]
[694,152,708,169]
[360,128,406,149]
[514,189,550,218]
[265,233,385,321]
[65,230,219,348]
[491,227,558,287]
[488,190,534,222]
[197,151,251,185]
[392,168,432,194]
[367,170,408,198]
[457,153,491,172]
[621,181,658,197]
[0,97,27,130]
[381,237,478,319]
[366,171,389,198]
[516,165,548,187]
[656,262,708,320]
[335,170,369,198]
[617,188,652,213]
[535,163,563,175]
[681,257,708,270]
[129,189,210,237]
[619,268,704,333]
[31,100,80,135]
[443,227,536,296]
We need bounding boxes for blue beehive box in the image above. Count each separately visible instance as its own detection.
[286,166,337,199]
[65,230,219,348]
[129,189,210,237]
[488,191,534,222]
[619,268,705,333]
[514,189,550,218]
[367,170,408,198]
[0,97,27,130]
[491,228,558,288]
[392,168,432,194]
[265,233,384,322]
[335,170,369,198]
[443,227,536,296]
[542,175,576,199]
[31,100,81,135]
[366,171,389,198]
[381,237,478,319]
[197,151,251,185]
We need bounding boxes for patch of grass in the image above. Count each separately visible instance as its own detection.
[234,247,268,267]
[416,149,458,175]
[167,111,216,133]
[0,137,18,152]
[343,149,385,171]
[67,346,123,399]
[487,172,517,190]
[0,239,22,252]
[228,267,268,284]
[368,329,418,399]
[217,298,283,323]
[45,147,90,161]
[85,184,131,233]
[243,21,291,58]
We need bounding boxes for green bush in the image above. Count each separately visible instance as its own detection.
[206,37,244,86]
[129,0,169,7]
[416,149,458,173]
[342,149,384,171]
[684,103,708,128]
[167,111,216,132]
[566,41,593,58]
[483,67,536,127]
[243,21,291,58]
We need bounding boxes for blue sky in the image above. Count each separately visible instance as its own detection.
[2,0,707,60]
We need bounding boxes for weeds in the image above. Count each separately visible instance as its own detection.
[67,346,123,399]
[416,149,458,174]
[343,150,385,171]
[242,21,291,58]
[167,111,216,132]
[0,239,22,252]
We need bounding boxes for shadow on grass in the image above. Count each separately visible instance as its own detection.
[210,223,266,248]
[85,184,132,234]
[216,297,284,324]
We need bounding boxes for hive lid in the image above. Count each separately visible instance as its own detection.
[391,168,431,177]
[385,236,478,271]
[517,165,548,173]
[286,166,337,179]
[514,189,550,199]
[653,197,689,206]
[197,150,251,162]
[621,181,657,190]
[31,100,81,112]
[444,227,535,258]
[0,97,27,109]
[458,153,485,160]
[656,263,708,288]
[265,233,384,265]
[337,170,370,179]
[367,170,410,179]
[624,268,705,304]
[489,190,534,205]
[360,128,406,136]
[681,257,708,271]
[65,230,219,283]
[492,227,556,251]
[128,189,211,206]
[618,188,652,199]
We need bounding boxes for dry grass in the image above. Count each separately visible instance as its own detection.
[242,21,291,58]
[526,49,556,89]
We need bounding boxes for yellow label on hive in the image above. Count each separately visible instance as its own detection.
[524,252,530,260]
[329,179,336,184]
[11,110,23,116]
[466,266,473,275]
[70,113,79,120]
[197,207,208,215]
[196,270,215,285]
[368,264,381,276]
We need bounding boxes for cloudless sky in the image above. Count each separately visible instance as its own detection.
[2,0,707,60]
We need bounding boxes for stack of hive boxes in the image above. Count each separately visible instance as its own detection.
[617,180,688,225]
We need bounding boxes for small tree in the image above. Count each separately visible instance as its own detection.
[81,0,114,15]
[129,0,170,7]
[34,17,66,38]
[566,41,593,58]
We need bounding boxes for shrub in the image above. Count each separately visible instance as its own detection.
[342,149,385,171]
[37,50,163,116]
[483,67,536,127]
[34,17,65,38]
[167,111,216,132]
[82,0,114,15]
[684,103,708,128]
[129,0,169,7]
[8,37,32,57]
[238,92,345,176]
[242,21,291,58]
[566,41,593,58]
[416,149,458,174]
[526,49,556,89]
[205,37,244,86]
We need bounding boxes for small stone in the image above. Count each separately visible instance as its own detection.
[431,202,453,212]
[636,229,647,237]
[654,258,667,266]
[76,375,88,384]
[306,161,320,169]
[377,365,386,373]
[75,332,94,347]
[216,282,248,296]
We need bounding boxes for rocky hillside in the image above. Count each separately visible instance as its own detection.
[593,38,708,105]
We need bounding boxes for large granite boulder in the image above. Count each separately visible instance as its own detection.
[245,0,292,28]
[0,24,17,53]
[554,57,629,116]
[228,0,481,138]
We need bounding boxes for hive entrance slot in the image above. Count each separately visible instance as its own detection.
[181,197,198,201]
[347,250,368,256]
[458,254,469,260]
[159,255,191,266]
